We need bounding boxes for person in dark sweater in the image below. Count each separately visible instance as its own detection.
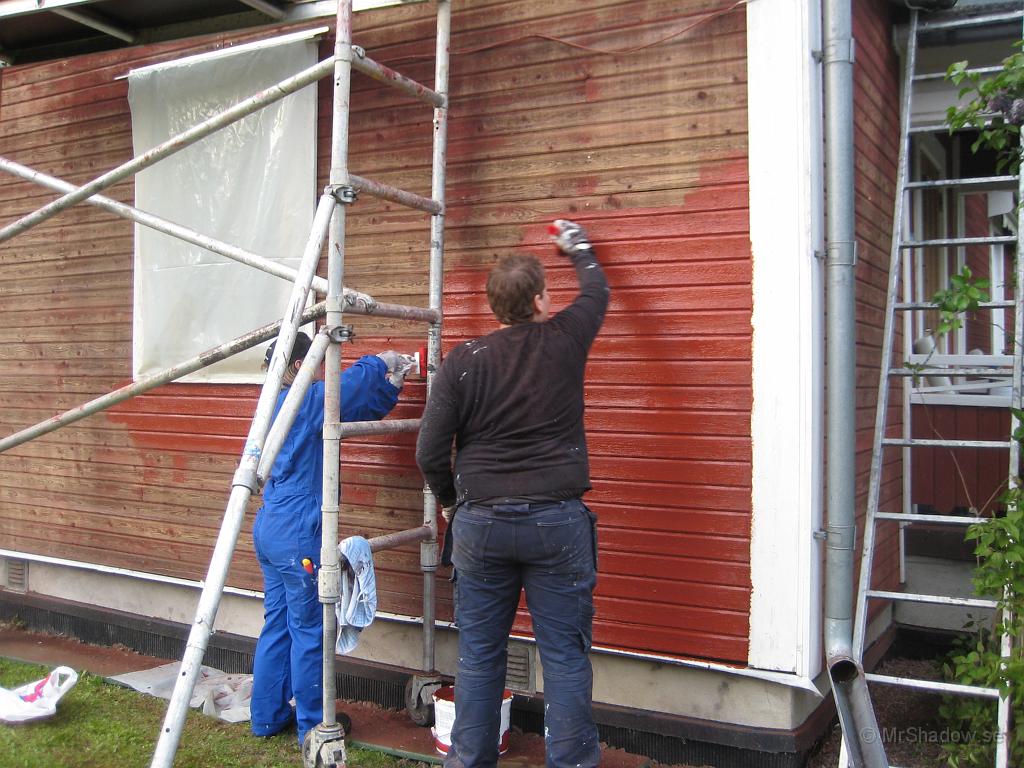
[416,220,609,768]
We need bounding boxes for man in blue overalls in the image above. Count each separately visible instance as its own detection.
[250,332,408,744]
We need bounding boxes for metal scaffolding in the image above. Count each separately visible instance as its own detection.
[0,1,452,766]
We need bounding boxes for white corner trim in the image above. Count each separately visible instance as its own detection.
[747,0,824,677]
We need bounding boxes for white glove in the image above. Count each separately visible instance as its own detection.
[548,219,593,255]
[376,351,417,389]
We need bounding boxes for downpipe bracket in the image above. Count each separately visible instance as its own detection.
[824,37,856,65]
[826,240,858,268]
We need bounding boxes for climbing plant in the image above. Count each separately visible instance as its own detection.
[936,479,1024,765]
[926,269,1023,766]
[947,46,1024,173]
[931,265,990,338]
[923,73,1024,756]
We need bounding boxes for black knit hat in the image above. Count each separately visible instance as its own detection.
[263,331,313,369]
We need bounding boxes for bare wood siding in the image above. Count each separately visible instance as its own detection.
[0,0,751,662]
[854,0,903,609]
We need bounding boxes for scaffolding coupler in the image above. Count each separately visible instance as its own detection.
[328,324,356,344]
[329,184,358,206]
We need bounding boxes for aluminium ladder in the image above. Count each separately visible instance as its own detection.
[849,7,1023,767]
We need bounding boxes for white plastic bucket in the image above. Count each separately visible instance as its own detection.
[431,685,512,756]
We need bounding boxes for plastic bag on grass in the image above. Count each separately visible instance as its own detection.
[0,666,79,724]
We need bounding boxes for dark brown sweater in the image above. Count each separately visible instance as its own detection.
[415,247,609,507]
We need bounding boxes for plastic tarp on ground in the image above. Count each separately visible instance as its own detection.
[128,30,319,383]
[110,663,252,723]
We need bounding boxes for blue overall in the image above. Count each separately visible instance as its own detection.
[251,355,398,743]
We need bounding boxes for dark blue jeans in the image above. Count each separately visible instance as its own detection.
[446,499,600,768]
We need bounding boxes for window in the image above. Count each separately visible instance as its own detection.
[128,30,321,383]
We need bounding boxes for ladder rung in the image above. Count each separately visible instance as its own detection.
[876,511,986,525]
[900,235,1017,248]
[349,174,442,214]
[866,673,1001,699]
[904,174,1018,190]
[917,10,1024,33]
[882,437,1012,449]
[895,300,1014,310]
[913,65,1004,82]
[350,47,445,108]
[867,589,998,609]
[334,418,421,437]
[889,366,1010,377]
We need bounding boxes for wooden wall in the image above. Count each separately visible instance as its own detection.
[853,0,903,604]
[0,0,752,663]
[912,405,1009,515]
[963,193,994,355]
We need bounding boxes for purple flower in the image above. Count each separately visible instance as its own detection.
[987,90,1013,114]
[1008,98,1024,125]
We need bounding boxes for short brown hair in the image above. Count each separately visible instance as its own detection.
[486,254,546,325]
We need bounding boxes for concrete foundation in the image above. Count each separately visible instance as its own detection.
[0,556,838,767]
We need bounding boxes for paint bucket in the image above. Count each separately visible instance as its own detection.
[430,685,512,756]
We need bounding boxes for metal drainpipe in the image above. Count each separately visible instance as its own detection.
[822,0,889,765]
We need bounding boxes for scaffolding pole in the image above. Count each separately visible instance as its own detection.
[257,330,332,487]
[148,190,335,768]
[0,301,326,454]
[0,157,440,325]
[0,56,337,245]
[305,1,357,762]
[422,0,451,681]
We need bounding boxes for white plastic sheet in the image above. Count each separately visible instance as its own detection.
[110,662,252,724]
[128,33,318,383]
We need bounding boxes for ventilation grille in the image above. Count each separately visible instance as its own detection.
[4,559,27,593]
[505,640,534,693]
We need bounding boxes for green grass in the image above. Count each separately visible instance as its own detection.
[0,658,425,768]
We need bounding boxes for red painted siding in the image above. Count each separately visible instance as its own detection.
[963,194,993,354]
[853,0,903,607]
[0,1,752,663]
[912,405,1009,515]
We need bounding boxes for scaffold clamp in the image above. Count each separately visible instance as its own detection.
[328,325,355,344]
[329,184,358,205]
